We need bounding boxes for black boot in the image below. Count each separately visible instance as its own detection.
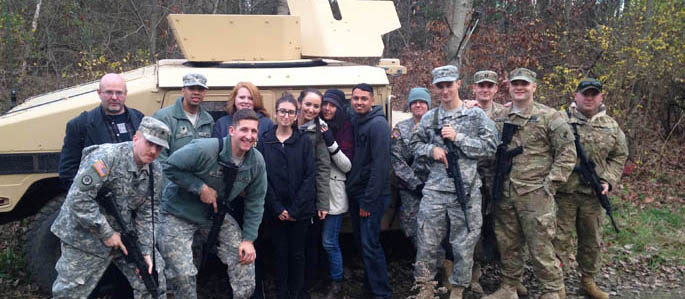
[324,281,342,299]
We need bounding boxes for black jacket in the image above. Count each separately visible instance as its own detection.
[346,106,391,211]
[58,105,144,189]
[257,125,316,220]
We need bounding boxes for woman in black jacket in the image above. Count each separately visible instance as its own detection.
[257,93,316,299]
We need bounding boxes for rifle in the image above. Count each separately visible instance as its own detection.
[97,188,160,298]
[433,117,471,232]
[570,122,620,233]
[200,160,239,271]
[491,123,523,203]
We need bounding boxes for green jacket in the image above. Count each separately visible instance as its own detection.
[153,96,214,161]
[557,103,628,194]
[162,136,267,242]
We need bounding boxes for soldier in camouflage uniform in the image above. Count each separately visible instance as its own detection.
[158,109,267,299]
[411,65,498,299]
[153,73,215,162]
[484,68,576,299]
[553,79,628,299]
[51,116,170,298]
[391,87,431,245]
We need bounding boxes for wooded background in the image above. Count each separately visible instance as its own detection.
[1,0,683,167]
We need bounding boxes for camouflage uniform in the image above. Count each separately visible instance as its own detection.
[410,105,498,287]
[391,117,430,243]
[553,103,628,276]
[51,142,166,298]
[152,96,214,162]
[159,136,267,299]
[491,101,576,293]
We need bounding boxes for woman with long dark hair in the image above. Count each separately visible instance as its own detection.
[319,89,354,298]
[257,93,315,299]
[296,88,332,297]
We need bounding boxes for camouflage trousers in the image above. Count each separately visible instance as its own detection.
[398,189,422,245]
[414,188,482,287]
[553,192,604,276]
[158,212,255,299]
[52,242,166,299]
[494,186,563,293]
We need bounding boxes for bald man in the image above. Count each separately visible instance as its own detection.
[59,73,145,190]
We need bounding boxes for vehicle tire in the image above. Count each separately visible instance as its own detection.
[24,194,65,292]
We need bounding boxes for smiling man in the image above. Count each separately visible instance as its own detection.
[484,68,576,299]
[346,83,393,299]
[59,73,145,190]
[158,108,267,299]
[51,116,169,298]
[553,78,627,299]
[153,73,215,161]
[410,65,498,299]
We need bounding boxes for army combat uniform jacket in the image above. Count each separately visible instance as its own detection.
[51,142,163,258]
[153,97,214,162]
[491,102,577,196]
[391,118,430,191]
[558,103,628,194]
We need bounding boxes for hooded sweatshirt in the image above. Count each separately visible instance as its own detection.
[346,105,391,211]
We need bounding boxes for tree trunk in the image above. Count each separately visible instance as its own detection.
[445,0,472,67]
[149,0,160,63]
[18,0,42,84]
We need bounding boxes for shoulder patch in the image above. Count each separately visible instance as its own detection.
[92,160,109,178]
[392,128,401,139]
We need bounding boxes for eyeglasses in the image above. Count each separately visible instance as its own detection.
[102,90,125,97]
[277,109,297,117]
[577,80,602,92]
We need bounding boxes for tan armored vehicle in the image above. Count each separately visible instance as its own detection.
[0,0,406,293]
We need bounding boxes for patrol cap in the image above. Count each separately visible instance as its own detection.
[183,73,208,89]
[407,87,431,109]
[138,116,171,149]
[432,65,459,84]
[576,78,602,93]
[509,68,537,83]
[474,70,498,84]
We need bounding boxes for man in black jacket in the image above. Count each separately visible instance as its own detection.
[346,83,392,299]
[58,73,144,190]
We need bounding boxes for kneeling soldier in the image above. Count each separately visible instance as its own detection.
[51,116,169,298]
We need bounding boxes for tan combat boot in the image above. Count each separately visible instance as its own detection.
[580,276,609,299]
[441,259,454,287]
[470,263,484,294]
[559,286,566,299]
[414,281,436,299]
[483,283,518,299]
[515,282,528,296]
[539,292,560,299]
[449,286,465,299]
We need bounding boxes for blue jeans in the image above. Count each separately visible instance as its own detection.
[322,214,344,281]
[349,195,392,298]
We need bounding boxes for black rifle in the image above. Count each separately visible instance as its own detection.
[97,188,160,298]
[570,123,620,233]
[434,122,472,233]
[491,123,523,202]
[200,160,239,270]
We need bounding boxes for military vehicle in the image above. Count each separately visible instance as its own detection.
[0,0,407,294]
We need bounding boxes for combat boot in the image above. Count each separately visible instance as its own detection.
[470,263,484,294]
[483,283,518,299]
[515,282,528,296]
[449,286,465,299]
[580,276,609,299]
[539,292,560,299]
[324,280,342,299]
[414,281,436,299]
[441,259,454,287]
[560,286,566,299]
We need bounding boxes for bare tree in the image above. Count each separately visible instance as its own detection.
[445,0,472,66]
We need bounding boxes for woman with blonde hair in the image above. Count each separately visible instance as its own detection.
[212,81,273,138]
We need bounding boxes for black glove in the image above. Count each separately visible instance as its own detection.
[412,183,424,196]
[322,129,335,147]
